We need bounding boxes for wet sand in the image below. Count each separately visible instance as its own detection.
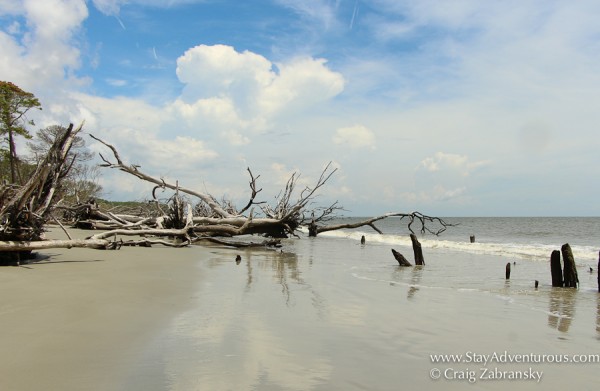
[0,228,207,391]
[1,228,599,390]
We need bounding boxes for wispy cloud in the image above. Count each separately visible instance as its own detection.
[115,15,126,29]
[91,0,209,15]
[349,0,358,29]
[275,0,341,30]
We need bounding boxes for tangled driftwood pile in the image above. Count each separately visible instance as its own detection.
[0,122,452,262]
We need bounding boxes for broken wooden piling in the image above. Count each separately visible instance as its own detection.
[410,234,425,266]
[391,249,412,266]
[561,243,579,288]
[550,250,563,287]
[505,262,511,280]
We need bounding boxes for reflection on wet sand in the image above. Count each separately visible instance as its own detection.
[243,250,301,304]
[126,239,600,391]
[160,248,334,390]
[408,266,424,299]
[548,288,577,333]
[391,265,423,299]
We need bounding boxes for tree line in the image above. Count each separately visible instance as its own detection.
[0,81,102,204]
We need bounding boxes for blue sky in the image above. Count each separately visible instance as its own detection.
[1,0,600,216]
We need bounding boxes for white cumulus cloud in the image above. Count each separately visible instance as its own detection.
[420,152,488,176]
[332,124,376,150]
[172,44,345,145]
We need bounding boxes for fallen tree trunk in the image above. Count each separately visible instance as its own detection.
[0,238,111,251]
[195,237,282,248]
[309,212,453,237]
[0,123,85,262]
[0,225,196,253]
[91,134,235,219]
[0,122,456,256]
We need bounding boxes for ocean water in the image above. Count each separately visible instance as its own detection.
[312,216,600,265]
[128,217,600,391]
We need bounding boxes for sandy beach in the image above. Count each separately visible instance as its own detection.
[0,228,208,391]
[1,224,599,391]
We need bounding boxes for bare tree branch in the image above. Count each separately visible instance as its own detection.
[309,212,454,237]
[238,167,264,215]
[89,134,235,218]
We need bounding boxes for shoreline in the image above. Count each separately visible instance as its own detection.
[1,224,599,390]
[0,228,213,390]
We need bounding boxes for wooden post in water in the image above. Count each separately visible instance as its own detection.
[308,220,317,237]
[505,262,511,280]
[561,243,579,288]
[550,250,563,287]
[470,235,475,243]
[361,235,365,245]
[535,280,539,289]
[410,234,425,266]
[391,249,412,266]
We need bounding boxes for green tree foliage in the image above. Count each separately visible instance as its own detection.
[0,81,41,184]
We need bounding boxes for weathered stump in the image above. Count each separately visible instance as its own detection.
[470,235,475,243]
[550,250,563,287]
[410,234,425,266]
[308,222,317,237]
[561,243,579,288]
[505,262,511,280]
[392,249,412,266]
[535,280,539,289]
[360,235,365,245]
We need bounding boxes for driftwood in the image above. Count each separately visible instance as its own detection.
[392,249,412,266]
[390,234,426,267]
[0,123,83,239]
[0,123,85,262]
[195,237,282,248]
[0,131,454,255]
[550,250,563,287]
[561,243,579,288]
[0,226,195,253]
[91,134,235,219]
[92,134,343,238]
[309,212,453,237]
[410,234,425,265]
[0,238,111,251]
[89,136,454,241]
